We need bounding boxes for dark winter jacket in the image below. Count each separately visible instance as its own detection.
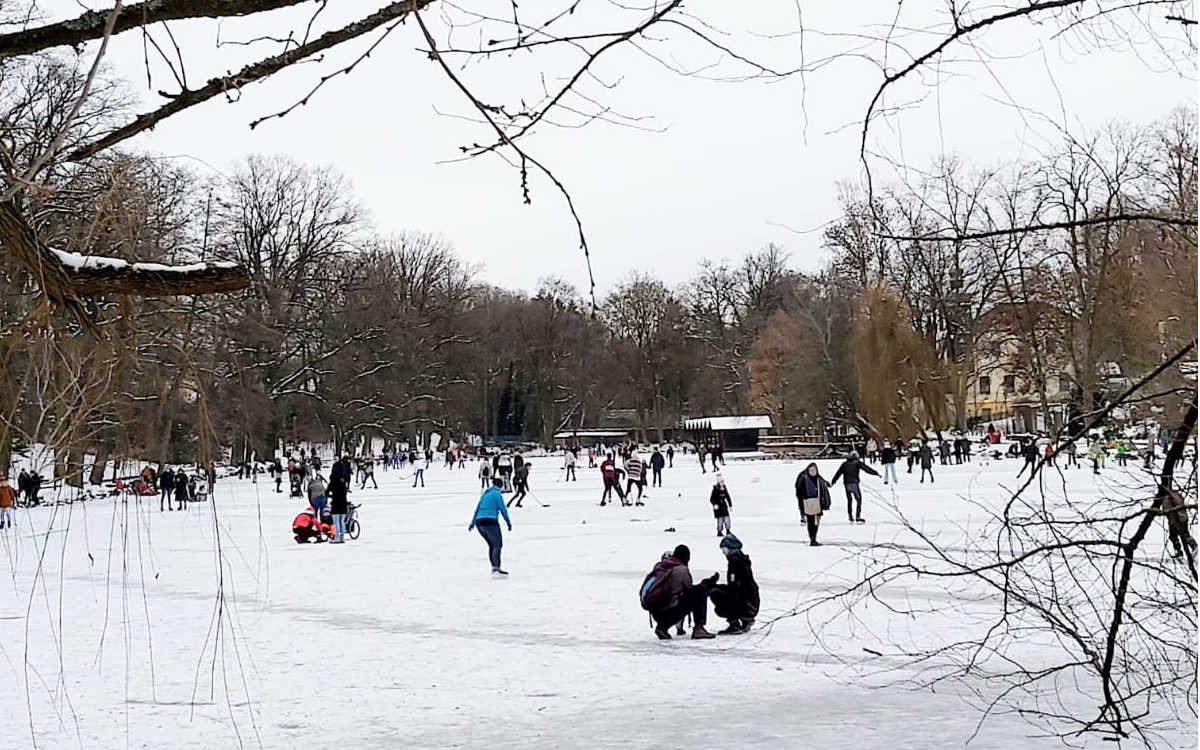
[159,470,174,490]
[830,456,880,486]
[328,478,349,514]
[650,451,665,470]
[1022,442,1038,462]
[919,445,934,468]
[795,469,831,515]
[331,458,352,487]
[174,473,190,501]
[710,485,732,518]
[880,446,897,464]
[712,550,760,619]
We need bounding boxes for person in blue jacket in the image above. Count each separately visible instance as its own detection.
[469,478,513,576]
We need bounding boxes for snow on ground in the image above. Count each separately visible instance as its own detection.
[0,454,1187,749]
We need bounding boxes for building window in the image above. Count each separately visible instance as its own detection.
[1003,374,1016,390]
[978,375,991,393]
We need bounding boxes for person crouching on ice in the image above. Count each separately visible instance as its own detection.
[640,544,717,640]
[708,534,759,634]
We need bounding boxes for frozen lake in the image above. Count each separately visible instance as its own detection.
[0,452,1188,748]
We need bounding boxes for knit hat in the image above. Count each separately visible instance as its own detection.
[672,544,691,564]
[719,533,742,552]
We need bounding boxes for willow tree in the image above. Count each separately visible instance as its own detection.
[851,285,951,438]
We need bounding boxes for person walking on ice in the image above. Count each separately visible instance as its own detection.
[469,478,512,576]
[478,458,492,489]
[795,462,831,546]
[830,450,880,523]
[710,474,732,536]
[919,441,935,483]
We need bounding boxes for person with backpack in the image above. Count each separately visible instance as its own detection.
[879,440,899,485]
[640,543,716,640]
[795,462,831,546]
[624,453,645,505]
[710,475,733,537]
[469,478,512,576]
[650,448,665,487]
[307,472,327,520]
[707,533,759,634]
[830,450,880,524]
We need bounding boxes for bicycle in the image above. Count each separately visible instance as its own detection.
[346,502,362,540]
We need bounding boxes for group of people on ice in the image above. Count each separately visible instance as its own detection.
[291,454,358,544]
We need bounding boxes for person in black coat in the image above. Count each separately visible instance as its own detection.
[919,442,935,483]
[327,470,350,543]
[173,471,190,511]
[710,475,733,536]
[159,467,175,511]
[1015,439,1040,478]
[650,449,665,487]
[830,451,880,523]
[879,441,899,485]
[708,533,760,634]
[795,462,831,546]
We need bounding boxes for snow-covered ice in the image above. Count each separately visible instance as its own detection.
[0,454,1189,748]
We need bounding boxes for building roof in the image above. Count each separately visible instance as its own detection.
[682,415,773,432]
[552,430,629,439]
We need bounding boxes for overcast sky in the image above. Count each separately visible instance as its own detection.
[40,1,1199,296]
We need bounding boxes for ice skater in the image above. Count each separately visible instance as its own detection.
[563,449,577,481]
[830,450,879,523]
[478,458,492,489]
[1016,439,1039,478]
[624,453,645,505]
[880,440,899,485]
[469,478,512,576]
[710,475,732,536]
[600,454,626,506]
[413,455,427,487]
[508,461,530,508]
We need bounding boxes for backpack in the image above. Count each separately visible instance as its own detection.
[639,560,676,611]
